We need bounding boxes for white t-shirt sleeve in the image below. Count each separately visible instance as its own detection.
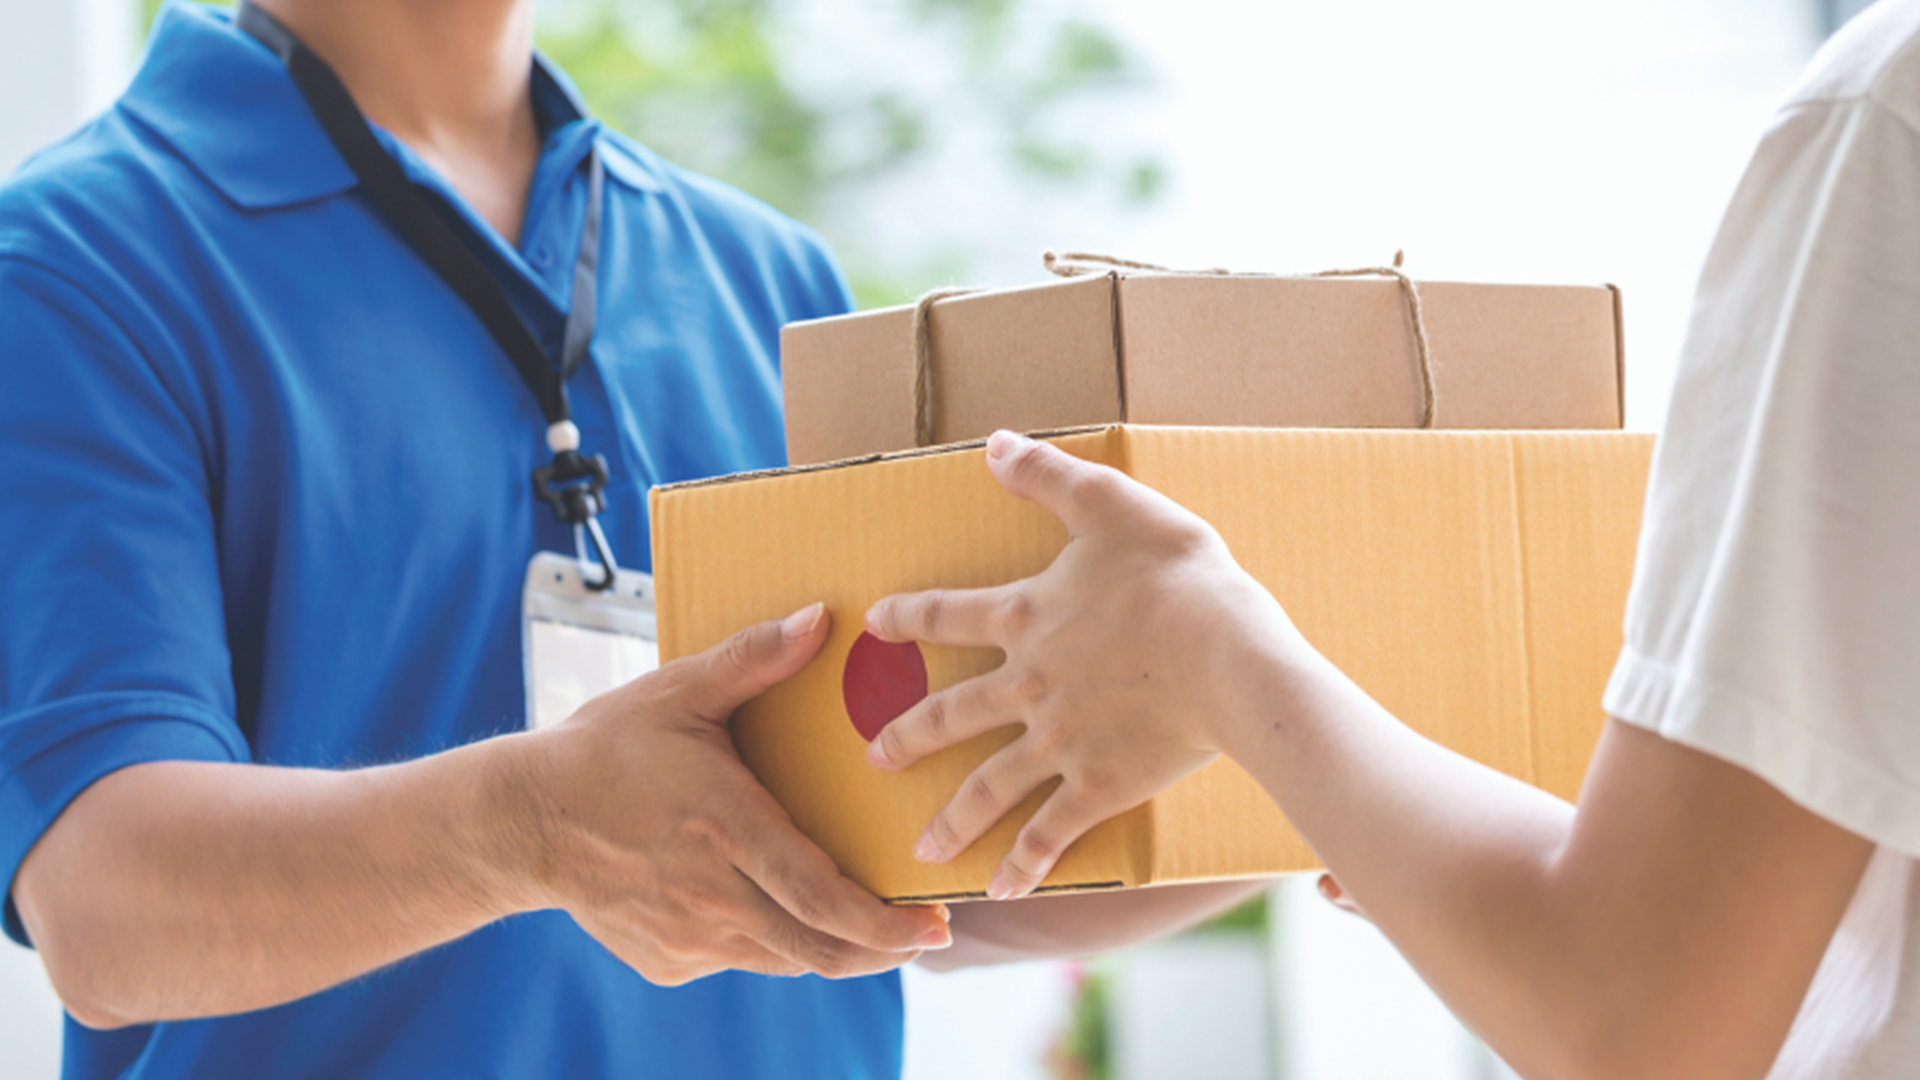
[1602,85,1920,856]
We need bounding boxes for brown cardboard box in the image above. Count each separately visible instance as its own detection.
[652,425,1652,901]
[782,271,1625,466]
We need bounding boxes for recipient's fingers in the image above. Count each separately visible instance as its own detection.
[986,784,1118,901]
[737,810,951,954]
[865,583,1020,648]
[866,671,1019,771]
[911,742,1057,865]
[983,430,1140,537]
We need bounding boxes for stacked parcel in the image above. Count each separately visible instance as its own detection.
[653,256,1649,902]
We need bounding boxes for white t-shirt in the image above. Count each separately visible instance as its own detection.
[1601,2,1920,1076]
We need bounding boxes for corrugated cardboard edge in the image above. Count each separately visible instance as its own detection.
[1606,284,1627,427]
[1107,271,1129,421]
[651,424,1123,494]
[888,881,1127,904]
[1505,437,1541,790]
[1111,429,1159,890]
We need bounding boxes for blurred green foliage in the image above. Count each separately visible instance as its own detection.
[1048,895,1269,1078]
[1047,965,1112,1080]
[141,0,178,30]
[536,0,1163,306]
[1192,893,1272,936]
[142,0,1161,309]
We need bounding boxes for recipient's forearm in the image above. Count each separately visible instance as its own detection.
[931,879,1265,971]
[1214,643,1855,1080]
[1218,649,1602,1073]
[13,736,547,1029]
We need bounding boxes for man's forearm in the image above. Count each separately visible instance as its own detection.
[13,734,548,1029]
[930,880,1265,971]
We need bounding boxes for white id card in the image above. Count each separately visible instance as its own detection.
[522,551,659,731]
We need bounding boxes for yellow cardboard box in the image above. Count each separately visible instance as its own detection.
[651,425,1652,901]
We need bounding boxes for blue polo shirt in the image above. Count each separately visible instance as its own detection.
[0,4,900,1078]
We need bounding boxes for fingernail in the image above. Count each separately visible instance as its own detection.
[1317,874,1341,901]
[781,602,824,642]
[986,430,1019,460]
[865,739,893,770]
[915,926,953,950]
[986,871,1016,901]
[912,831,941,863]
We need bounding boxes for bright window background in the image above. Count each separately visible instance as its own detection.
[0,1,1856,1078]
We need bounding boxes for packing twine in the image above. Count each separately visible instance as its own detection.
[912,287,985,448]
[910,251,1437,446]
[1043,249,1437,429]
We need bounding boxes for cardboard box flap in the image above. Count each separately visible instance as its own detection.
[1413,282,1624,429]
[781,304,919,464]
[1143,757,1307,885]
[1116,275,1428,428]
[1114,277,1623,431]
[782,275,1121,465]
[1511,433,1652,800]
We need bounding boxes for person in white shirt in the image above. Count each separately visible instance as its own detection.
[854,3,1920,1076]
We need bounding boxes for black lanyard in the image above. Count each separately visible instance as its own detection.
[235,1,620,588]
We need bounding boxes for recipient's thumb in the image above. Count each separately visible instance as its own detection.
[691,603,829,720]
[984,429,1118,535]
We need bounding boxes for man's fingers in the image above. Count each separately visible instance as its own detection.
[910,743,1056,865]
[865,584,1017,648]
[740,817,951,954]
[1316,873,1368,919]
[983,429,1135,536]
[986,784,1111,901]
[732,877,921,980]
[866,671,1018,771]
[686,603,830,719]
[706,934,809,981]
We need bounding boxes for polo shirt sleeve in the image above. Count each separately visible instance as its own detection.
[1601,92,1920,855]
[0,258,251,946]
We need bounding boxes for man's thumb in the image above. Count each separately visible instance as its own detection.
[691,603,829,718]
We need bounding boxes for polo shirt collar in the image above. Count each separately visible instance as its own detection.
[120,2,662,211]
[531,57,665,195]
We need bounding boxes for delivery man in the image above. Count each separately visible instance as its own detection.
[859,3,1920,1078]
[0,1,1257,1077]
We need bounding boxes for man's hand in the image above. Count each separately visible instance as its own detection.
[863,430,1296,900]
[519,603,952,983]
[15,606,946,1028]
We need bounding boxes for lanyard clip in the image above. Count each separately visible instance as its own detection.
[572,518,619,592]
[532,448,608,524]
[533,421,618,591]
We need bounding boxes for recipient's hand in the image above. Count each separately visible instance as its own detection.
[864,430,1300,901]
[515,604,952,984]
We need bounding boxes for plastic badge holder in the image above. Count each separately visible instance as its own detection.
[521,551,658,731]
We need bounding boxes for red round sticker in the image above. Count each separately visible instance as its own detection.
[842,631,929,743]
